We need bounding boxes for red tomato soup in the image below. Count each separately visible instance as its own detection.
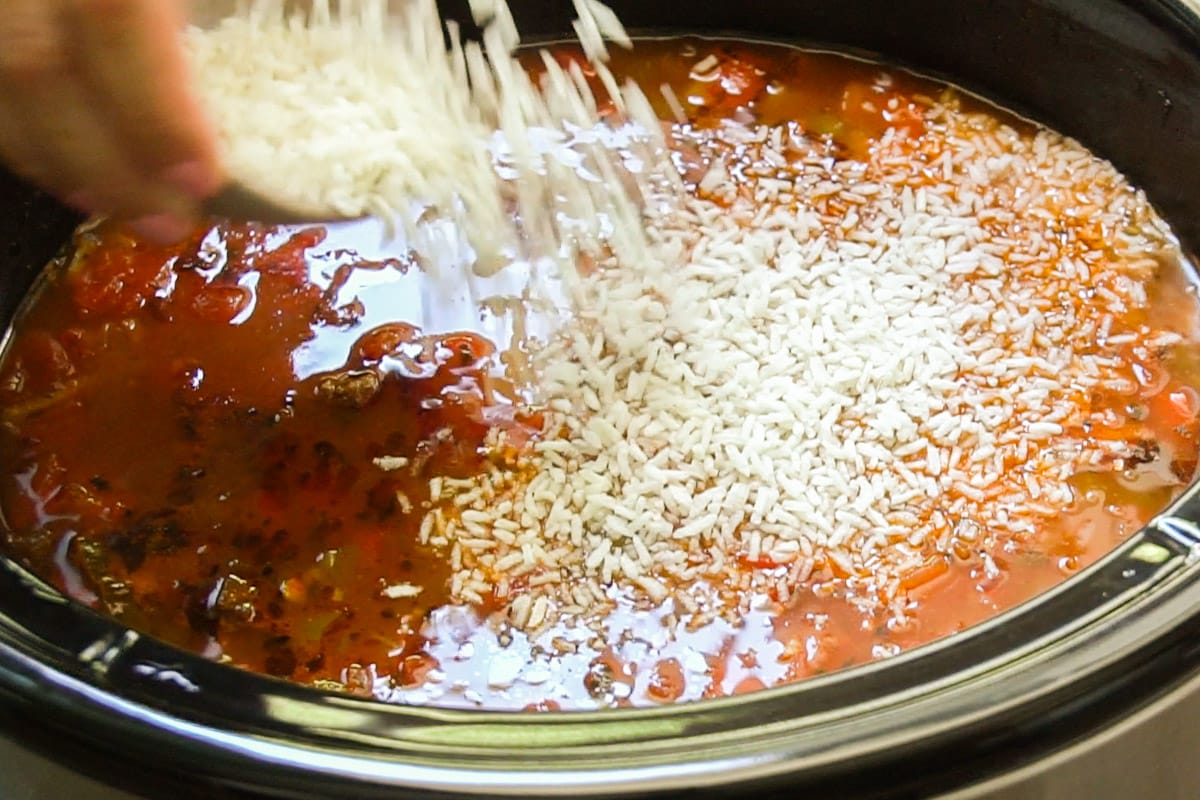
[2,39,1199,709]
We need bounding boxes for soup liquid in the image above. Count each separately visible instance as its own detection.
[0,39,1198,709]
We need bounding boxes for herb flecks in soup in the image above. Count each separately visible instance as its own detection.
[1,39,1198,710]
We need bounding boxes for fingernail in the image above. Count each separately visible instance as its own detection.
[129,213,192,245]
[161,160,221,200]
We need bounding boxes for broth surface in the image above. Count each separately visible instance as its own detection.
[1,39,1199,708]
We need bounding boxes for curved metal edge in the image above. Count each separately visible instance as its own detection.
[0,528,1195,799]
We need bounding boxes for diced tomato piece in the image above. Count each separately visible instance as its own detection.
[162,270,252,325]
[739,552,783,569]
[191,285,253,325]
[898,555,950,592]
[1149,386,1198,430]
[58,328,92,364]
[356,322,421,363]
[839,80,926,151]
[646,657,686,703]
[523,699,562,712]
[715,58,766,102]
[256,228,325,284]
[280,577,306,603]
[68,244,172,318]
[28,454,66,501]
[1144,384,1200,461]
[440,332,496,367]
[398,652,439,687]
[701,636,736,698]
[732,676,767,695]
[692,54,769,118]
[19,331,75,391]
[884,102,925,138]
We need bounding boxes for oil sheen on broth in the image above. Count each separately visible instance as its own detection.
[1,38,1198,709]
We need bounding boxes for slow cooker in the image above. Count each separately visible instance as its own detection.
[5,0,1200,797]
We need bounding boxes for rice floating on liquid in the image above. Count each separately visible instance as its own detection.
[420,78,1194,632]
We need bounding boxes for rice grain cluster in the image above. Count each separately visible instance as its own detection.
[416,89,1185,631]
[184,0,668,274]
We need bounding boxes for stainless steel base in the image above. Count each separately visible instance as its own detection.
[3,670,1199,800]
[0,734,142,800]
[944,670,1200,800]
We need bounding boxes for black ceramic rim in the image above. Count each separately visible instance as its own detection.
[6,1,1200,797]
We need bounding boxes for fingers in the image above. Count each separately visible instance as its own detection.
[0,0,84,194]
[0,77,142,216]
[70,0,221,196]
[0,0,221,242]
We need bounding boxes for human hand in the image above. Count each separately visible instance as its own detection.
[0,0,222,242]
